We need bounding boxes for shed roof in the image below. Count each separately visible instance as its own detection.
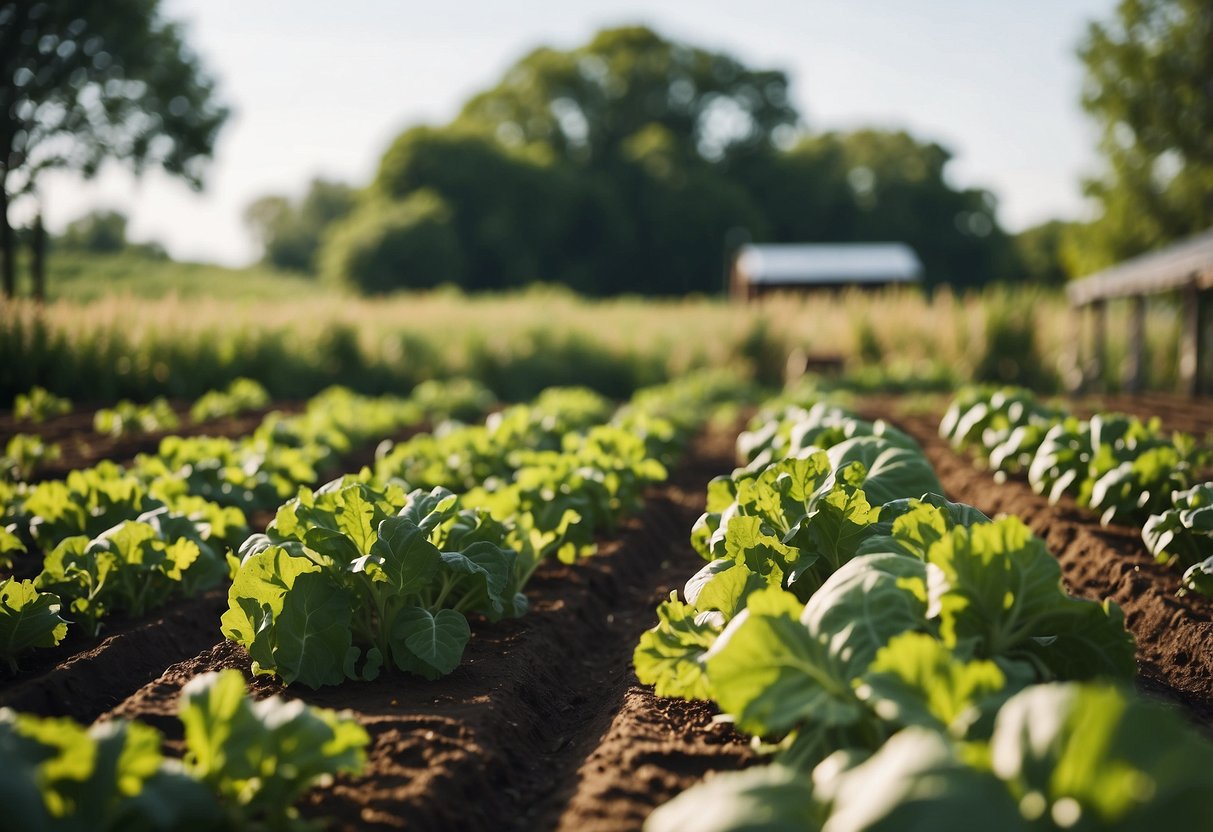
[1067,227,1213,305]
[735,243,923,285]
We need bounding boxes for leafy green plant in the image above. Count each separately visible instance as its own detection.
[646,682,1213,832]
[36,511,230,637]
[0,579,68,672]
[223,480,525,688]
[188,377,270,423]
[1,434,61,482]
[14,387,72,423]
[93,397,180,437]
[179,668,370,830]
[0,669,368,832]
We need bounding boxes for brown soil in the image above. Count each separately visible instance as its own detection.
[868,402,1213,729]
[66,427,753,831]
[1071,392,1213,440]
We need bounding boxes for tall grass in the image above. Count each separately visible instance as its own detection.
[0,277,1186,405]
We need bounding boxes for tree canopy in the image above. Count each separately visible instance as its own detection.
[0,0,229,297]
[320,25,1017,295]
[245,178,356,272]
[1069,0,1213,273]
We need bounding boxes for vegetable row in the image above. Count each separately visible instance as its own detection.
[635,394,1212,831]
[0,370,752,828]
[940,385,1213,596]
[0,380,497,671]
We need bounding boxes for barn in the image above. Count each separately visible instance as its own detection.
[730,242,924,301]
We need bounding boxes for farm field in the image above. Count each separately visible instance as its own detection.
[2,372,1211,830]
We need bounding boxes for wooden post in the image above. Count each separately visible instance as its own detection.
[1180,280,1200,396]
[1203,290,1213,396]
[1086,299,1107,392]
[1124,295,1146,394]
[1068,303,1085,394]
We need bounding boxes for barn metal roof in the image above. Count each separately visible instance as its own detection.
[735,243,923,285]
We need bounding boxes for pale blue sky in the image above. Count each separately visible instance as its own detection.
[27,0,1115,265]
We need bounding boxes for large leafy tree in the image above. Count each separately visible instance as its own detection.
[1071,0,1213,272]
[0,0,229,298]
[459,26,798,169]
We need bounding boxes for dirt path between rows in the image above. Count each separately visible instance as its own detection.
[866,403,1213,730]
[85,427,750,831]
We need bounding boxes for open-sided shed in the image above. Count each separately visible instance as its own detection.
[730,243,923,301]
[1067,228,1213,396]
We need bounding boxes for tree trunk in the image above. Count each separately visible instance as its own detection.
[0,184,14,300]
[32,212,45,303]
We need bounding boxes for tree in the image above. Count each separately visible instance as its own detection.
[1075,0,1213,269]
[0,0,229,298]
[458,25,798,169]
[245,178,356,273]
[1014,220,1075,285]
[59,207,128,252]
[319,189,465,294]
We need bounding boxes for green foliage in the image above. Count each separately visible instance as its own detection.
[14,387,72,423]
[0,709,215,832]
[1,434,61,482]
[1070,0,1213,272]
[222,481,525,687]
[0,579,68,673]
[0,669,368,831]
[651,679,1213,832]
[56,210,130,255]
[973,290,1056,390]
[320,190,465,294]
[93,397,179,437]
[1012,219,1075,285]
[0,0,230,297]
[244,178,357,273]
[36,512,229,636]
[1143,483,1213,568]
[188,377,270,423]
[179,669,369,829]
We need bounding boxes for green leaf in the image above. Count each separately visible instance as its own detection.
[0,579,68,672]
[634,592,724,701]
[814,727,1023,832]
[645,764,821,832]
[359,516,441,597]
[274,572,354,688]
[390,607,470,679]
[990,683,1213,828]
[826,436,943,506]
[180,668,368,827]
[858,632,1006,736]
[927,517,1135,680]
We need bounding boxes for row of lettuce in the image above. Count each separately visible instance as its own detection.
[940,385,1213,596]
[634,394,1211,831]
[0,371,751,829]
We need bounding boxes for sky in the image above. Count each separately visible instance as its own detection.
[25,0,1116,266]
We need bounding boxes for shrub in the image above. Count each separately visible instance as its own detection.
[320,189,465,294]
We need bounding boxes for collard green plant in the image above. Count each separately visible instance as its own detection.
[0,669,367,832]
[222,480,525,688]
[0,579,68,673]
[36,511,229,637]
[179,669,369,830]
[647,682,1213,832]
[1142,483,1213,570]
[14,387,72,424]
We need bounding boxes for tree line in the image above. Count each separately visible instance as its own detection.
[2,0,1210,298]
